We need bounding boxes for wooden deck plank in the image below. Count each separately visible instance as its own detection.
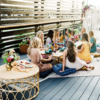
[61,77,86,100]
[70,77,93,100]
[89,78,100,100]
[40,78,56,92]
[97,95,100,100]
[79,76,100,100]
[40,80,47,86]
[51,77,79,100]
[34,93,45,100]
[41,78,64,96]
[41,78,71,100]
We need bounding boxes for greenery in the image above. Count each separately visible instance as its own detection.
[2,49,20,64]
[19,35,33,46]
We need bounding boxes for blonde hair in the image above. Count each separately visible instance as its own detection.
[81,27,86,34]
[55,29,59,38]
[36,30,44,44]
[89,31,94,38]
[27,37,40,55]
[53,29,59,42]
[89,31,96,44]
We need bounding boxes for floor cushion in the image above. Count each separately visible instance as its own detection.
[40,69,53,78]
[53,63,76,76]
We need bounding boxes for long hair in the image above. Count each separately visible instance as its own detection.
[63,28,68,39]
[82,33,89,42]
[47,30,54,42]
[36,30,44,44]
[67,41,76,62]
[82,33,91,51]
[27,37,40,55]
[89,31,96,44]
[81,27,86,34]
[54,29,59,38]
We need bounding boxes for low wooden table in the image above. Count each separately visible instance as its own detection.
[40,50,63,62]
[0,64,39,100]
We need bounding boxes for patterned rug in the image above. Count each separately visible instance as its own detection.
[49,57,100,78]
[25,57,100,82]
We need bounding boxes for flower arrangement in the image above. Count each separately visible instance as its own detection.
[82,5,92,17]
[2,49,20,70]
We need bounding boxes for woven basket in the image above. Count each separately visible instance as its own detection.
[20,45,29,53]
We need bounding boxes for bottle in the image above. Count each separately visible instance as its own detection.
[54,48,56,53]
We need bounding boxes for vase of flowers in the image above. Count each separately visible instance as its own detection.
[2,49,20,71]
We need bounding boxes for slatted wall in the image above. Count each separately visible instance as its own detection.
[0,0,83,55]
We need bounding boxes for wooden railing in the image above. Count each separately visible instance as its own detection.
[0,0,83,55]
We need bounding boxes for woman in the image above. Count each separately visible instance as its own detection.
[80,27,86,40]
[60,41,94,72]
[78,33,92,62]
[36,30,44,48]
[89,31,97,53]
[27,37,53,72]
[46,30,54,46]
[53,29,60,43]
[60,28,71,42]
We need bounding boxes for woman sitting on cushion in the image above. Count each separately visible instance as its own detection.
[60,41,94,72]
[46,30,54,47]
[78,33,92,62]
[60,28,71,42]
[36,30,44,48]
[53,29,60,43]
[79,27,86,40]
[27,37,53,72]
[36,30,48,51]
[89,31,97,53]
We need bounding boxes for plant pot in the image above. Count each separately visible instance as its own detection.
[20,45,29,53]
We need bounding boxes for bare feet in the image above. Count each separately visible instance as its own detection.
[89,67,95,70]
[78,66,94,71]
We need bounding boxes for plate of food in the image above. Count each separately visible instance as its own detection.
[16,64,27,72]
[18,60,33,68]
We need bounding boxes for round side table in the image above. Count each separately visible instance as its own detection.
[0,64,39,100]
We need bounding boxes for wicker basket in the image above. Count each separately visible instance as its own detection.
[20,45,29,53]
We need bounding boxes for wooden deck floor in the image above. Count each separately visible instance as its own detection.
[0,53,100,100]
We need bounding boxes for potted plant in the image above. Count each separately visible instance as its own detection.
[19,36,32,53]
[2,49,20,71]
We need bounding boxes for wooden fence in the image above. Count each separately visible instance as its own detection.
[0,0,83,55]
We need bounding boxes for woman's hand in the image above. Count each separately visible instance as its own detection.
[59,70,64,72]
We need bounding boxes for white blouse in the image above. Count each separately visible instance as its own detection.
[46,37,51,46]
[66,57,87,70]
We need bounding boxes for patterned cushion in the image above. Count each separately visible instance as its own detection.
[53,63,76,76]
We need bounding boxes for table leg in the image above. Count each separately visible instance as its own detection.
[0,87,2,100]
[58,57,59,62]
